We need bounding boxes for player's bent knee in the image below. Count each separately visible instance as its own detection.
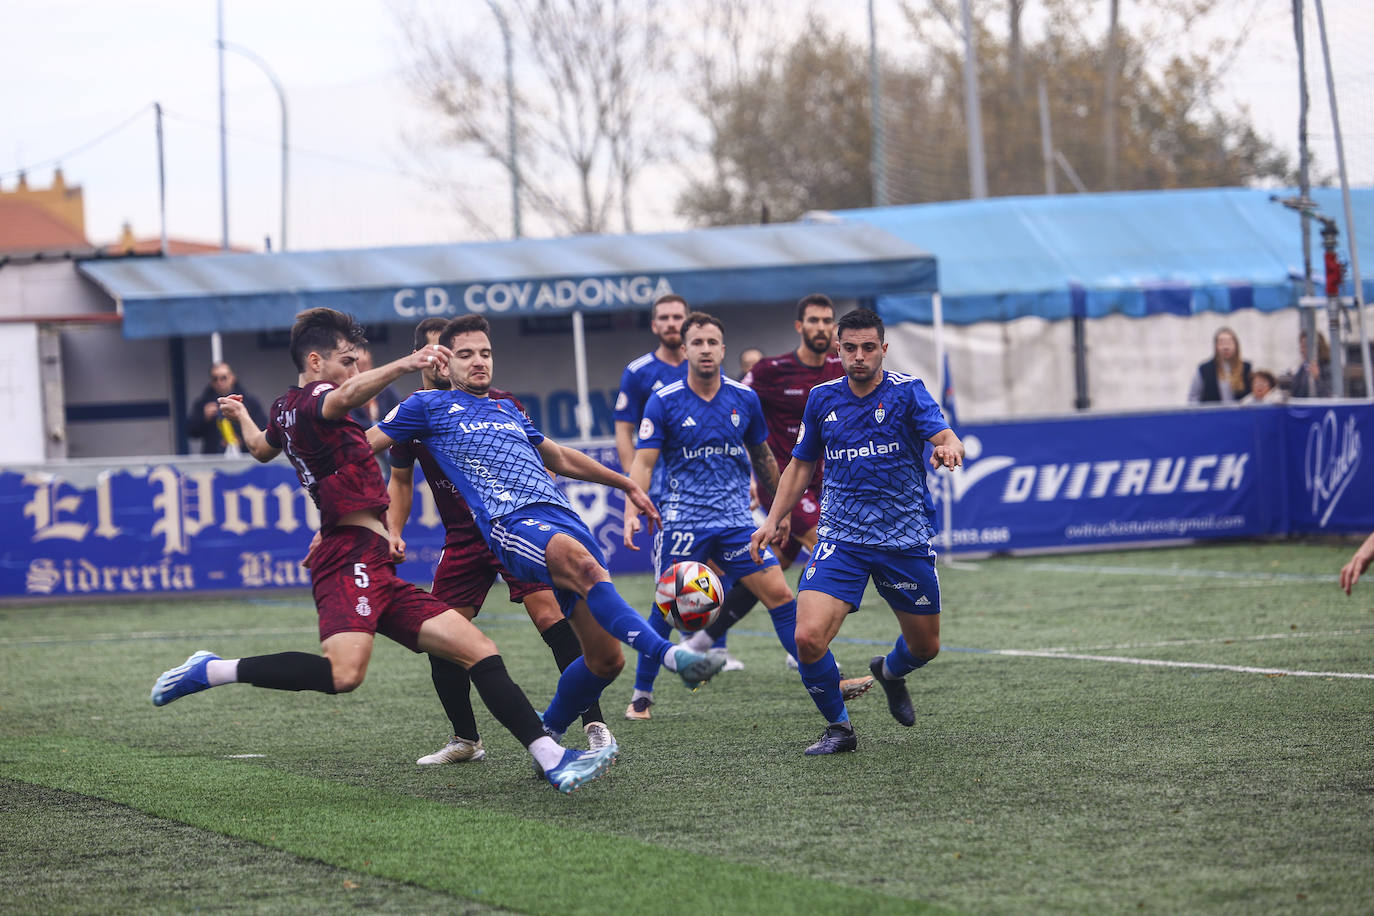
[331,667,365,693]
[794,629,829,665]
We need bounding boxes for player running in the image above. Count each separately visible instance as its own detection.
[371,315,725,748]
[750,308,964,755]
[150,308,615,794]
[691,294,845,658]
[388,319,613,765]
[620,313,869,716]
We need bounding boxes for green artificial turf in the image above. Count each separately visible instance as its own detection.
[1,542,1370,914]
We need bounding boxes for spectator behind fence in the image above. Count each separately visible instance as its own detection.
[1288,330,1333,398]
[186,361,267,456]
[1188,327,1252,404]
[1240,369,1287,405]
[347,347,402,429]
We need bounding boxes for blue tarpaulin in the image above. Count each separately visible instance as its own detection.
[831,187,1374,324]
[77,221,937,339]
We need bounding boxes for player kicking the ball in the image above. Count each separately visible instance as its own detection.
[149,308,614,794]
[750,308,963,755]
[370,315,725,748]
[622,312,873,717]
[388,318,614,764]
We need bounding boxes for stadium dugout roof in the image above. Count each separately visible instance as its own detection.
[828,187,1374,325]
[77,221,937,340]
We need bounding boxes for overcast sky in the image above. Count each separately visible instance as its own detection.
[2,0,1370,253]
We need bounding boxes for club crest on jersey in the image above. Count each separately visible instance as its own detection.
[874,403,886,423]
[355,596,372,617]
[796,421,806,444]
[730,409,740,427]
[311,382,334,397]
[640,417,655,438]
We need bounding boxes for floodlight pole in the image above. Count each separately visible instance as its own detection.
[214,0,228,364]
[222,42,289,252]
[867,0,889,206]
[486,0,522,239]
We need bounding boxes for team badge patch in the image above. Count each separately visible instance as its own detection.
[355,596,372,617]
[639,417,655,439]
[875,403,886,423]
[796,421,806,444]
[730,409,740,427]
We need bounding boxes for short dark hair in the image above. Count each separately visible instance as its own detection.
[796,293,834,321]
[682,311,723,340]
[836,307,884,342]
[439,314,491,349]
[289,308,367,371]
[413,317,449,351]
[1253,368,1277,386]
[652,294,688,319]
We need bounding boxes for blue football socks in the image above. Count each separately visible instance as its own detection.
[798,650,849,724]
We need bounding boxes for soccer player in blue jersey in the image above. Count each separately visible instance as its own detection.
[371,315,726,748]
[614,294,688,479]
[750,308,964,755]
[620,312,869,714]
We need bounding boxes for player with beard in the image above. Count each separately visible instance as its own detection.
[750,308,963,755]
[150,308,616,794]
[387,318,613,766]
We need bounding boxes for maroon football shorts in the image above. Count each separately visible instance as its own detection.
[311,526,449,651]
[431,529,552,613]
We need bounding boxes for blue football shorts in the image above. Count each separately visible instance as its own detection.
[653,525,779,582]
[488,503,608,617]
[798,539,940,615]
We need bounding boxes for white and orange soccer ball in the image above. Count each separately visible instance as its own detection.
[653,560,724,633]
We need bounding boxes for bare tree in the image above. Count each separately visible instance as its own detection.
[396,0,669,236]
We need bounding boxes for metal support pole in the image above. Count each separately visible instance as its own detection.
[571,310,592,441]
[214,0,227,365]
[1312,0,1372,397]
[486,0,522,238]
[868,0,889,206]
[1038,78,1056,195]
[959,0,987,199]
[222,42,289,252]
[154,102,168,256]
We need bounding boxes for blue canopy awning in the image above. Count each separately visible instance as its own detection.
[78,221,937,339]
[830,187,1374,324]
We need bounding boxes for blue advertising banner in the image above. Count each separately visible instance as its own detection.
[933,403,1373,553]
[1281,403,1374,535]
[3,404,1370,598]
[1,446,651,600]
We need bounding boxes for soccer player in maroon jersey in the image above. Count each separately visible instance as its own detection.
[149,308,617,794]
[388,318,614,765]
[683,293,845,653]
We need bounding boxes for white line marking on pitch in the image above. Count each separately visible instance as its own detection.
[1038,628,1374,653]
[992,648,1374,679]
[1020,562,1334,583]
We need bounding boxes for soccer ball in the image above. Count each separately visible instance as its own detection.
[654,561,724,632]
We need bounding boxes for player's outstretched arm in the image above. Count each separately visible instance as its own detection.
[750,457,813,563]
[321,343,452,420]
[928,428,965,471]
[622,447,660,549]
[539,439,662,530]
[1340,531,1374,595]
[385,464,414,563]
[218,395,279,462]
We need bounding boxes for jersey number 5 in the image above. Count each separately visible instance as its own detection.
[353,563,370,588]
